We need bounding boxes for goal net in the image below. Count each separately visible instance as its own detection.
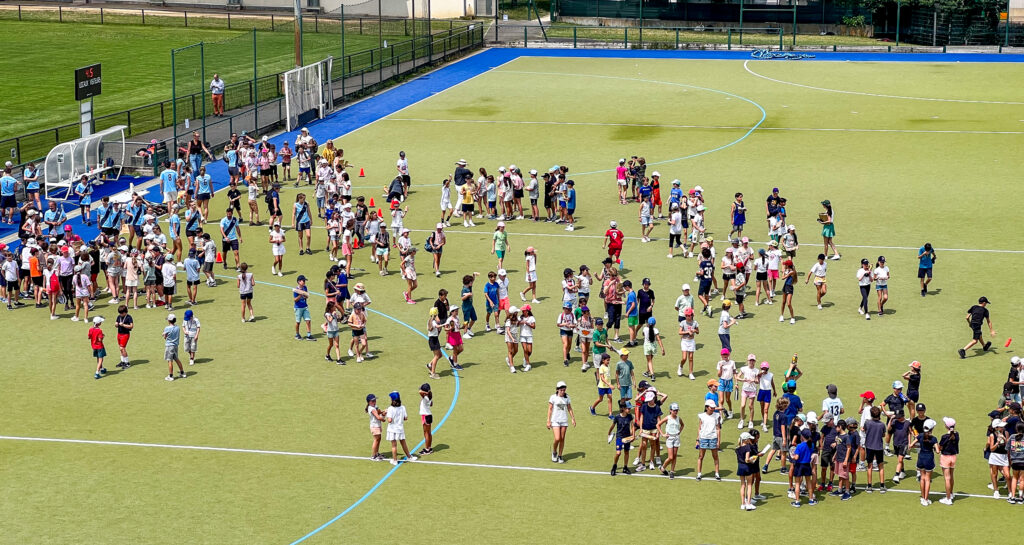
[284,58,334,132]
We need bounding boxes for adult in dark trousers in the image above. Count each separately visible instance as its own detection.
[453,159,471,189]
[959,296,995,359]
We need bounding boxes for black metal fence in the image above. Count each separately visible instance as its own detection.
[555,0,873,24]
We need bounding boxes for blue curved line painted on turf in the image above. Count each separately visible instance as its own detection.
[491,71,767,178]
[214,275,459,544]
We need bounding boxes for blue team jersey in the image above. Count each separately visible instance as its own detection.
[226,150,237,168]
[24,169,39,190]
[168,215,181,239]
[196,174,212,195]
[699,259,715,283]
[160,169,178,193]
[294,202,311,225]
[625,291,638,316]
[0,175,16,196]
[566,188,576,209]
[220,216,238,240]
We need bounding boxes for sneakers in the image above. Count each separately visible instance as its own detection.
[938,497,953,505]
[165,375,175,381]
[390,459,398,466]
[779,315,785,322]
[984,341,992,351]
[633,456,641,466]
[590,407,596,416]
[677,365,684,377]
[556,457,565,464]
[808,499,818,506]
[762,424,769,432]
[841,492,852,501]
[654,457,662,467]
[689,373,695,380]
[958,348,966,359]
[879,486,887,494]
[884,447,894,457]
[635,464,646,473]
[715,473,721,481]
[790,318,796,324]
[552,452,559,463]
[818,304,823,310]
[611,466,617,476]
[522,364,531,372]
[622,466,631,475]
[737,420,745,429]
[791,501,802,508]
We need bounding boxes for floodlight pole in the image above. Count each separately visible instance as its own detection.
[200,42,207,144]
[1006,0,1012,47]
[638,0,643,48]
[896,0,901,46]
[294,0,303,66]
[379,0,384,50]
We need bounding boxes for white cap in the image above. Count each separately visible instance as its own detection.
[994,418,1007,428]
[694,185,704,192]
[806,411,818,424]
[509,164,517,170]
[529,169,537,175]
[669,402,679,410]
[498,166,506,172]
[609,220,617,228]
[167,313,176,321]
[696,205,706,212]
[508,305,518,313]
[682,284,690,291]
[787,224,795,231]
[456,159,467,165]
[923,418,936,431]
[892,380,903,389]
[704,399,717,408]
[262,135,268,141]
[556,381,567,389]
[497,269,507,276]
[435,223,444,229]
[672,179,681,185]
[1012,356,1021,365]
[619,158,626,163]
[338,260,347,267]
[739,432,753,441]
[26,209,37,216]
[497,221,506,228]
[92,316,104,324]
[651,171,660,177]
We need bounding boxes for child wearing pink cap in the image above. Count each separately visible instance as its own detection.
[738,354,759,429]
[716,349,736,419]
[939,417,959,504]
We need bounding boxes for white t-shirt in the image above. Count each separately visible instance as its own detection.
[385,405,407,434]
[420,394,432,416]
[669,211,683,235]
[717,359,736,381]
[675,294,693,316]
[397,157,408,175]
[549,394,571,425]
[738,365,758,392]
[367,405,381,429]
[754,257,768,274]
[577,274,590,294]
[697,411,719,440]
[161,262,177,287]
[810,261,827,279]
[717,310,732,335]
[822,397,844,421]
[238,272,254,295]
[873,266,889,287]
[767,249,781,271]
[857,268,872,286]
[497,276,509,299]
[520,315,535,338]
[758,370,774,391]
[525,254,536,273]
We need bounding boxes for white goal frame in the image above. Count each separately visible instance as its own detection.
[283,57,333,132]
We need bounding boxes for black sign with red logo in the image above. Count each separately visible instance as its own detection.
[75,63,102,101]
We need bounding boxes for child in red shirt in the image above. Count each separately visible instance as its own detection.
[88,316,107,379]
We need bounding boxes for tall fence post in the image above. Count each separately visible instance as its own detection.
[18,4,21,20]
[271,13,275,30]
[141,8,145,24]
[573,26,577,47]
[624,27,627,48]
[728,28,732,49]
[184,10,188,27]
[100,7,104,24]
[676,28,679,49]
[228,12,231,29]
[59,5,62,22]
[524,25,528,46]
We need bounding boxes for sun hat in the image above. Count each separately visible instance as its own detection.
[943,416,956,428]
[994,419,1007,428]
[556,381,567,389]
[910,360,922,369]
[92,316,104,324]
[892,380,903,389]
[739,432,753,441]
[705,399,717,408]
[619,348,629,356]
[354,283,365,291]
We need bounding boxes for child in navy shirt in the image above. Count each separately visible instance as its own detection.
[608,399,636,476]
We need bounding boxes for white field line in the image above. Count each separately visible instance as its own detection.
[0,434,998,501]
[743,60,1024,105]
[306,225,1024,254]
[385,117,1024,135]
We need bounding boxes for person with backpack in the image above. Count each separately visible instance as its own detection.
[292,193,313,256]
[1007,423,1024,504]
[219,208,243,271]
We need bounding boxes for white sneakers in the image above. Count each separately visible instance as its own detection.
[689,373,695,380]
[737,420,745,429]
[818,304,823,310]
[939,497,953,505]
[790,318,796,324]
[677,365,684,377]
[523,364,531,372]
[742,503,757,511]
[779,315,785,322]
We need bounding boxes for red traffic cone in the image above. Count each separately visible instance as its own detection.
[1006,338,1013,348]
[378,208,383,217]
[358,168,365,177]
[216,252,223,263]
[369,197,375,207]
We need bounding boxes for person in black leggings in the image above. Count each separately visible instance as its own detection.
[856,259,873,320]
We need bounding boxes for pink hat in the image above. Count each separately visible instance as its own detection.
[64,225,72,231]
[720,348,730,356]
[760,361,770,369]
[741,237,749,243]
[747,353,757,361]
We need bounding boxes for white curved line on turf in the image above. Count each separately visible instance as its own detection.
[386,117,1024,135]
[489,69,767,177]
[743,60,1024,105]
[0,435,1000,501]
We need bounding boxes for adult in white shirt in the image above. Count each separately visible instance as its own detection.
[873,256,890,316]
[547,381,576,464]
[209,74,225,116]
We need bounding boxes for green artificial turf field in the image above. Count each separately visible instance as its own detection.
[3,53,1024,543]
[0,21,402,139]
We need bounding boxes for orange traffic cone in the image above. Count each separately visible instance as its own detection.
[369,197,375,207]
[358,168,365,177]
[378,208,383,217]
[216,252,223,263]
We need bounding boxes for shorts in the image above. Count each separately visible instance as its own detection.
[597,387,612,396]
[940,454,957,469]
[428,336,440,351]
[93,347,107,359]
[386,430,405,442]
[742,389,757,399]
[228,167,239,177]
[164,345,179,361]
[699,438,719,450]
[197,193,211,202]
[698,282,711,297]
[133,225,145,237]
[768,269,779,280]
[462,306,477,322]
[126,279,139,287]
[461,203,473,213]
[680,339,695,353]
[755,271,768,281]
[782,284,794,295]
[918,460,935,472]
[737,464,751,477]
[771,436,785,452]
[834,461,850,479]
[972,326,983,341]
[643,343,657,356]
[1012,462,1024,471]
[875,283,888,291]
[144,280,157,287]
[117,333,130,348]
[299,167,311,175]
[294,307,311,322]
[821,449,835,467]
[666,435,681,449]
[550,422,568,428]
[499,297,510,311]
[0,195,15,209]
[989,453,1009,467]
[297,222,311,231]
[495,250,505,260]
[756,389,772,403]
[164,191,177,204]
[719,378,734,393]
[376,247,389,257]
[567,208,576,217]
[447,332,463,347]
[893,444,908,457]
[559,329,573,337]
[513,189,524,199]
[615,437,632,452]
[240,292,253,300]
[485,302,497,314]
[525,271,537,283]
[421,414,433,425]
[440,200,453,211]
[326,330,338,339]
[184,336,198,353]
[865,449,884,465]
[626,316,639,327]
[222,240,239,252]
[351,328,366,338]
[640,217,651,226]
[917,267,933,279]
[163,285,176,296]
[203,262,214,273]
[813,277,826,286]
[792,462,813,477]
[619,385,633,400]
[31,276,43,287]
